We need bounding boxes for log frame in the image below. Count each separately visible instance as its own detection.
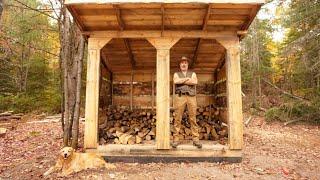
[84,36,244,152]
[77,0,256,159]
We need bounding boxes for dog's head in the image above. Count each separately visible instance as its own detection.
[59,147,74,159]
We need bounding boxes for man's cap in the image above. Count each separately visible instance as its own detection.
[179,56,190,64]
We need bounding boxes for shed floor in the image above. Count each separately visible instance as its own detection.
[88,141,242,163]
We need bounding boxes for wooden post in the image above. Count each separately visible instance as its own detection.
[151,71,155,111]
[111,72,114,106]
[84,37,111,149]
[216,36,243,150]
[147,38,180,149]
[172,76,175,108]
[130,71,133,110]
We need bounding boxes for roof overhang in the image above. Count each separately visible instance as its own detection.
[64,0,264,72]
[65,0,264,33]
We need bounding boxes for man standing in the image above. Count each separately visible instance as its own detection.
[172,56,202,148]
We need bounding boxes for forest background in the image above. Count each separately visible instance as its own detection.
[0,0,319,125]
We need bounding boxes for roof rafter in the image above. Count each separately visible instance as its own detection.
[191,4,212,68]
[113,5,136,68]
[161,4,165,36]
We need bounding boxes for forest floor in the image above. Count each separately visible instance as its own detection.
[0,114,319,180]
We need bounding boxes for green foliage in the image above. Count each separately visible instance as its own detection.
[0,88,60,113]
[240,0,320,123]
[266,100,320,124]
[0,0,61,114]
[265,107,282,121]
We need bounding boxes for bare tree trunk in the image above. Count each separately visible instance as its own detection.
[0,0,3,20]
[72,33,84,148]
[58,1,85,148]
[61,9,71,146]
[251,19,261,107]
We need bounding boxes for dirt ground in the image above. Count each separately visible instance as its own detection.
[0,114,319,180]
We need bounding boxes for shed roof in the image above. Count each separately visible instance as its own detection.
[66,0,264,72]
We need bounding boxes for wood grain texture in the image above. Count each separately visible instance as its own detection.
[84,38,112,149]
[147,38,179,149]
[216,37,243,150]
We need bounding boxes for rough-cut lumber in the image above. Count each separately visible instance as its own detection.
[65,0,265,4]
[85,30,238,38]
[84,37,112,149]
[147,37,180,149]
[216,37,243,150]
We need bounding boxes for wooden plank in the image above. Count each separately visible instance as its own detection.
[161,4,165,35]
[216,37,243,150]
[113,95,152,107]
[111,72,114,105]
[68,6,86,31]
[151,71,155,110]
[65,0,265,5]
[114,5,136,68]
[240,4,259,30]
[84,37,111,149]
[130,71,133,110]
[147,38,180,150]
[155,48,171,150]
[84,30,237,38]
[86,144,242,163]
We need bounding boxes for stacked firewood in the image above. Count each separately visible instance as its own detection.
[0,111,23,121]
[98,105,228,145]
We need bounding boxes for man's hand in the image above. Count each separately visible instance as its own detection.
[183,78,191,83]
[184,77,197,85]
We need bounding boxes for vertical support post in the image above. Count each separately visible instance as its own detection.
[84,37,111,149]
[130,71,133,110]
[216,36,243,150]
[111,72,114,106]
[147,38,180,149]
[172,76,175,108]
[151,71,155,111]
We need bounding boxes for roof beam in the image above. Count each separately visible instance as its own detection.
[65,0,266,5]
[161,4,165,36]
[191,4,212,67]
[101,51,112,73]
[114,5,136,68]
[84,30,238,38]
[239,4,259,39]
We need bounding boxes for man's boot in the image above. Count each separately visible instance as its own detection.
[171,141,180,148]
[193,141,202,148]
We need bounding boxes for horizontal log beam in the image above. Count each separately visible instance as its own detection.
[84,30,239,38]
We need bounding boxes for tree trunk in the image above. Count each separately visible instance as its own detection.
[0,0,3,20]
[59,1,85,148]
[71,29,85,149]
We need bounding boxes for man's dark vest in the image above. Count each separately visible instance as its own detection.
[175,71,196,96]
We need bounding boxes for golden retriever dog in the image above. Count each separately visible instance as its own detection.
[43,147,115,176]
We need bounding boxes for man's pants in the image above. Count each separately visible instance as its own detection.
[173,95,199,142]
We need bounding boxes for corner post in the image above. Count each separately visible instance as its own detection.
[84,37,111,149]
[216,36,243,150]
[147,38,180,149]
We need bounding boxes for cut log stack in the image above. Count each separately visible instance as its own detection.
[0,111,23,121]
[98,105,228,145]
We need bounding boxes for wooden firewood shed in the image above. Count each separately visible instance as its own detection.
[65,0,264,163]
